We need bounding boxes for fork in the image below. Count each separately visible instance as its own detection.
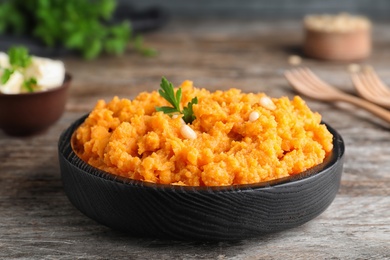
[350,68,390,109]
[284,67,390,123]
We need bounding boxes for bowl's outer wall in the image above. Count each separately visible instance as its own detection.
[58,115,344,241]
[0,74,71,136]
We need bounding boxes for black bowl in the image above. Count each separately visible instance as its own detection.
[58,115,345,241]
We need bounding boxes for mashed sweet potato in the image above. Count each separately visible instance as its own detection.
[72,80,333,186]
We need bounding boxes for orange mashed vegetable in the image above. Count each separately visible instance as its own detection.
[73,80,333,186]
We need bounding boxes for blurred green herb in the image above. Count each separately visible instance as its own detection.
[0,46,37,92]
[8,46,32,68]
[134,35,158,57]
[156,77,198,124]
[0,0,156,60]
[1,68,14,84]
[22,78,38,92]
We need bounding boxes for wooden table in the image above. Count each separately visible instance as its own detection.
[1,18,389,259]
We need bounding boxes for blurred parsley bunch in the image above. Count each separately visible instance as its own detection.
[0,0,156,59]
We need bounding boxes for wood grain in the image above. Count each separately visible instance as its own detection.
[1,18,389,259]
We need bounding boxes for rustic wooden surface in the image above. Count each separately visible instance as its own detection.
[1,18,389,259]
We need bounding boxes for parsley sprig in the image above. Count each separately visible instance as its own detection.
[0,46,38,92]
[156,77,198,124]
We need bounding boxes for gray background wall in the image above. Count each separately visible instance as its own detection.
[122,0,390,20]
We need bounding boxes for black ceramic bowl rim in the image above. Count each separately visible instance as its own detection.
[0,73,72,97]
[60,114,344,192]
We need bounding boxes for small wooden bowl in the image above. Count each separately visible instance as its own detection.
[304,28,371,61]
[0,74,71,136]
[58,115,345,241]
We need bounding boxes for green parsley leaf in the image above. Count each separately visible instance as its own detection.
[155,106,180,114]
[8,46,32,68]
[1,68,15,84]
[0,46,33,86]
[155,77,198,124]
[22,77,37,92]
[157,77,181,112]
[182,97,198,125]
